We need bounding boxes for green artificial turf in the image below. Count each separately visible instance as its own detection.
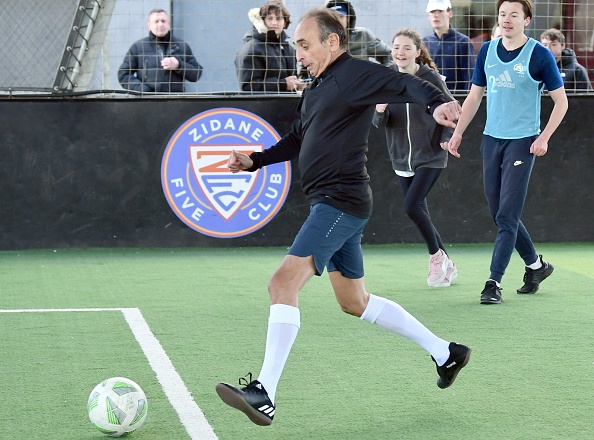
[0,243,592,439]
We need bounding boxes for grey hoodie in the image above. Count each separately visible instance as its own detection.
[373,64,455,173]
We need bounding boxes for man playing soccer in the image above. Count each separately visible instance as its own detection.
[215,7,471,426]
[448,0,568,304]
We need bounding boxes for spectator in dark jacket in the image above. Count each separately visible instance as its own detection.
[325,0,392,66]
[423,0,475,92]
[540,28,592,92]
[235,1,306,93]
[118,9,202,93]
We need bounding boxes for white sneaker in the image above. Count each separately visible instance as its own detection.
[439,260,458,287]
[427,249,448,286]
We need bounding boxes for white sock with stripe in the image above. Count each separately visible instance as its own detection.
[360,294,450,365]
[257,304,300,404]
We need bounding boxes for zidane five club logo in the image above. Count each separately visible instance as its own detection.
[161,108,291,238]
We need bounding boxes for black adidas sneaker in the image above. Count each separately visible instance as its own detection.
[432,342,472,389]
[215,374,275,426]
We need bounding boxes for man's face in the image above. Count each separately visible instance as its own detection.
[498,1,530,38]
[294,18,335,78]
[427,9,451,31]
[148,12,171,37]
[541,38,564,60]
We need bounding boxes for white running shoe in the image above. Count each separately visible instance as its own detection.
[427,249,448,286]
[439,260,458,287]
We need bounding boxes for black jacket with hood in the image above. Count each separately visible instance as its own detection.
[372,64,455,173]
[118,31,202,93]
[558,48,592,91]
[235,8,297,93]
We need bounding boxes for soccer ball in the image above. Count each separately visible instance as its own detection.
[87,377,148,437]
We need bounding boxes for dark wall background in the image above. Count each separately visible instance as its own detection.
[0,95,592,250]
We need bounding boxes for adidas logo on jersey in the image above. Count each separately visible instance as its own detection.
[490,70,516,89]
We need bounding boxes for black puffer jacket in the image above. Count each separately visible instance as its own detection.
[118,31,202,93]
[558,48,592,91]
[235,9,297,93]
[372,64,455,173]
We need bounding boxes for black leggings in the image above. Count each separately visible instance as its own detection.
[398,167,445,255]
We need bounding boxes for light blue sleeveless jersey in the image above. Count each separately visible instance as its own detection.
[484,38,541,139]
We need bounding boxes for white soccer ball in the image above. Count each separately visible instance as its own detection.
[87,377,148,437]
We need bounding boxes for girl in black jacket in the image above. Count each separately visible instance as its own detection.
[373,28,457,287]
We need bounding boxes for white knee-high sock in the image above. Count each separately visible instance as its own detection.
[257,304,300,404]
[360,294,450,365]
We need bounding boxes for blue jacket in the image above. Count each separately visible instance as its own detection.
[423,27,475,92]
[118,31,202,93]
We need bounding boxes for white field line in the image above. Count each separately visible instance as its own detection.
[0,308,123,312]
[121,308,218,440]
[0,307,218,440]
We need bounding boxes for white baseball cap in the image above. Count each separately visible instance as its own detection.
[426,0,452,12]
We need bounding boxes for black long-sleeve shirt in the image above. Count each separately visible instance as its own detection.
[248,52,446,218]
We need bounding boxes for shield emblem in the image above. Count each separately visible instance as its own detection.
[190,144,263,220]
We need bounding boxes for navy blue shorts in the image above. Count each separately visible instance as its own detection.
[288,203,368,279]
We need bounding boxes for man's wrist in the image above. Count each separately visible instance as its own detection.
[246,152,262,172]
[427,100,446,115]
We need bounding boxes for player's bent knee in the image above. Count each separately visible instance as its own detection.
[336,294,368,317]
[338,303,363,317]
[267,272,301,306]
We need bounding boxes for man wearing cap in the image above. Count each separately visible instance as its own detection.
[423,0,475,92]
[325,0,392,66]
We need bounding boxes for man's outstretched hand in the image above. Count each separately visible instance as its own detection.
[433,101,462,128]
[227,150,253,173]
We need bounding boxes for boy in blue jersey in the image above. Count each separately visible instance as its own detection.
[448,0,568,304]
